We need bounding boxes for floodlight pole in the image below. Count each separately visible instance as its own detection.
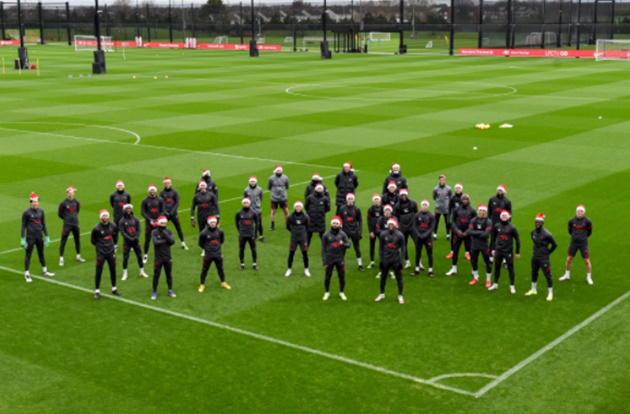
[92,0,106,74]
[249,0,258,56]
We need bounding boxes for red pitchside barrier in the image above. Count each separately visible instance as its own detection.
[0,40,20,46]
[69,39,282,51]
[458,48,597,58]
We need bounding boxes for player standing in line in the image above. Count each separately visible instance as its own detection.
[244,176,265,242]
[305,183,330,246]
[334,162,359,215]
[338,193,364,271]
[445,183,464,258]
[467,204,493,287]
[118,204,149,280]
[110,180,131,247]
[382,163,408,195]
[197,169,219,199]
[235,198,259,271]
[375,218,406,304]
[160,177,188,250]
[432,175,452,240]
[91,210,120,299]
[488,184,512,229]
[285,201,311,277]
[58,186,86,266]
[191,181,220,256]
[526,213,558,301]
[446,194,476,276]
[321,216,351,301]
[367,194,384,270]
[21,192,55,282]
[141,184,165,263]
[381,181,399,208]
[150,216,176,300]
[375,204,395,279]
[304,173,330,200]
[198,216,231,292]
[560,205,594,285]
[488,210,521,294]
[411,200,435,277]
[393,188,418,270]
[267,165,289,231]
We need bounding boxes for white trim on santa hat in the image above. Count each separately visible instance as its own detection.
[399,188,409,196]
[157,216,168,225]
[249,176,257,183]
[387,218,399,228]
[346,193,355,200]
[535,213,545,221]
[500,210,511,219]
[383,204,393,212]
[331,216,342,226]
[274,165,283,173]
[207,216,218,224]
[372,194,381,201]
[148,184,157,192]
[497,184,507,193]
[163,177,172,183]
[116,180,124,188]
[99,210,109,219]
[123,204,133,211]
[202,169,210,177]
[242,197,251,205]
[315,184,324,191]
[312,173,322,181]
[455,183,463,190]
[387,181,397,189]
[477,204,488,211]
[343,162,351,168]
[198,181,208,188]
[29,192,39,201]
[294,201,303,208]
[421,199,430,207]
[391,163,401,170]
[576,204,586,213]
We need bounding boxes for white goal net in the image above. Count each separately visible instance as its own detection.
[213,36,228,44]
[369,32,391,41]
[595,39,630,61]
[74,35,115,52]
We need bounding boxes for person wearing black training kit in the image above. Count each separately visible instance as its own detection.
[244,176,265,242]
[91,210,120,299]
[110,179,131,245]
[284,201,311,277]
[198,216,231,292]
[338,193,364,271]
[150,216,176,300]
[334,162,359,215]
[381,163,408,195]
[445,183,464,258]
[393,188,418,270]
[367,194,384,270]
[560,204,594,285]
[118,204,149,281]
[235,198,259,270]
[488,210,521,294]
[191,180,220,256]
[382,181,400,208]
[467,204,493,287]
[321,216,351,301]
[304,172,330,201]
[375,218,406,304]
[160,176,188,250]
[432,175,452,240]
[21,192,54,282]
[446,194,476,276]
[141,184,165,263]
[488,184,512,228]
[197,169,219,199]
[58,185,86,266]
[268,165,290,231]
[305,183,330,246]
[411,200,435,277]
[525,213,558,301]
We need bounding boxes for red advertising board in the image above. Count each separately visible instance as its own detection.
[458,48,597,58]
[0,40,20,46]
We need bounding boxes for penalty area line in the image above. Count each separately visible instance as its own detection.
[475,289,630,398]
[0,264,475,397]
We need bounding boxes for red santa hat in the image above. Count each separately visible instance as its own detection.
[207,216,218,224]
[454,183,463,190]
[29,192,39,202]
[576,204,586,213]
[331,216,342,226]
[399,188,409,196]
[148,184,157,192]
[387,217,399,228]
[163,176,172,183]
[249,176,257,184]
[343,162,353,169]
[66,186,76,193]
[198,180,208,189]
[383,204,393,212]
[500,210,511,219]
[202,169,211,177]
[116,180,124,188]
[294,200,303,208]
[312,173,322,181]
[391,163,401,170]
[346,193,355,201]
[477,204,488,211]
[157,215,168,225]
[242,197,251,205]
[315,184,324,191]
[387,181,397,190]
[535,212,545,221]
[99,209,109,219]
[372,193,381,202]
[123,204,133,211]
[497,184,507,193]
[421,199,430,207]
[274,165,283,173]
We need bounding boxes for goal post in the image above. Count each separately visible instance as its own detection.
[213,36,228,44]
[369,32,391,41]
[595,39,630,61]
[74,35,115,52]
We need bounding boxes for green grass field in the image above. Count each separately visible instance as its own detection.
[1,45,629,413]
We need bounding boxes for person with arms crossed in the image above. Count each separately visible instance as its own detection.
[488,210,521,294]
[321,216,351,301]
[304,172,330,200]
[198,216,231,292]
[393,188,418,270]
[191,180,220,256]
[446,194,476,276]
[382,163,408,195]
[160,176,188,250]
[244,176,265,242]
[526,213,558,301]
[467,204,493,287]
[118,204,149,281]
[235,198,260,271]
[334,162,359,215]
[367,194,384,270]
[91,210,120,299]
[375,218,406,304]
[151,216,176,300]
[411,200,435,277]
[305,183,330,246]
[110,180,131,246]
[268,165,289,231]
[381,181,399,208]
[445,183,464,258]
[197,169,219,199]
[560,205,594,285]
[432,175,452,240]
[339,193,364,271]
[284,201,311,277]
[141,184,165,263]
[21,192,54,282]
[58,185,86,266]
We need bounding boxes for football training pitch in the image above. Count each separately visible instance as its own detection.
[0,46,629,413]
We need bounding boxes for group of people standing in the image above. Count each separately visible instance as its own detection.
[19,163,593,304]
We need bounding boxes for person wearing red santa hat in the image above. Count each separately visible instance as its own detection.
[244,176,265,242]
[21,192,54,282]
[488,184,512,227]
[367,194,384,269]
[267,165,290,231]
[321,216,351,301]
[235,197,260,271]
[382,163,408,195]
[393,188,418,270]
[160,176,188,250]
[375,217,406,304]
[560,204,594,285]
[198,216,231,292]
[58,185,86,267]
[110,179,131,236]
[191,180,220,256]
[432,174,452,241]
[334,162,359,215]
[285,201,311,277]
[467,204,493,287]
[141,184,165,264]
[338,192,364,271]
[91,210,120,299]
[411,200,435,277]
[305,183,330,246]
[304,172,330,200]
[118,204,149,280]
[150,215,176,300]
[445,182,464,258]
[196,169,219,199]
[381,181,399,212]
[488,210,521,294]
[526,213,558,301]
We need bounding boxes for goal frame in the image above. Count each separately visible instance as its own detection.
[74,35,115,52]
[595,39,630,61]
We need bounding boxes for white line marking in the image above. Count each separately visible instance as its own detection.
[0,264,475,397]
[0,126,338,171]
[474,289,630,398]
[0,122,142,145]
[428,372,498,383]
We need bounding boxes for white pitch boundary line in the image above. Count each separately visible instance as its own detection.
[1,122,142,145]
[0,264,475,397]
[0,175,337,257]
[0,125,340,171]
[475,289,630,398]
